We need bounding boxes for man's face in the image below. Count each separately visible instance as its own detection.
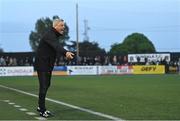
[56,21,65,34]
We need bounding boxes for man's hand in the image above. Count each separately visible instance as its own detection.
[66,52,74,60]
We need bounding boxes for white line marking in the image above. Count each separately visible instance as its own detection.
[2,99,38,119]
[19,108,28,111]
[14,105,21,108]
[34,117,46,120]
[0,84,123,120]
[3,100,10,102]
[26,112,37,116]
[8,102,15,105]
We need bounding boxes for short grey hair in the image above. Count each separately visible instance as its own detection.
[53,19,64,27]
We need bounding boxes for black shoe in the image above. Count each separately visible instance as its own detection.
[39,110,52,118]
[37,107,53,118]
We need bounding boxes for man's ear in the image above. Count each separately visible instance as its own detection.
[54,26,58,30]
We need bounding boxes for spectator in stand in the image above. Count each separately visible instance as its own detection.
[82,56,87,65]
[0,56,6,66]
[8,57,13,66]
[144,57,148,65]
[86,57,90,65]
[12,57,17,66]
[100,56,105,65]
[5,56,10,66]
[123,56,128,65]
[94,56,101,65]
[161,57,169,73]
[112,55,117,65]
[117,56,122,65]
[24,57,30,66]
[136,56,140,65]
[105,56,110,65]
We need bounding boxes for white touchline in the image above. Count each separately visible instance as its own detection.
[2,99,38,119]
[14,105,21,108]
[8,102,15,105]
[19,108,28,111]
[0,84,123,121]
[34,117,46,120]
[3,100,10,102]
[26,112,37,116]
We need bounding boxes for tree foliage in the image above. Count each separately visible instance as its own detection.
[109,33,156,55]
[0,48,3,53]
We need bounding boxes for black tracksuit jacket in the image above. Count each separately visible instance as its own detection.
[34,27,67,71]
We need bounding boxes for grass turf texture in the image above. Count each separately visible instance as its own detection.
[0,74,180,120]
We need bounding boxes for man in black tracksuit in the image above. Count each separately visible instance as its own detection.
[34,19,74,118]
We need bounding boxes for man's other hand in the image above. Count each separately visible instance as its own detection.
[65,52,74,60]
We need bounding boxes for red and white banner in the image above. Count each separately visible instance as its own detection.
[98,66,133,75]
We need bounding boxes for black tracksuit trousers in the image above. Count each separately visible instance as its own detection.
[37,71,52,111]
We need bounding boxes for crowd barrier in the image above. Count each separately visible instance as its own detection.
[0,65,165,76]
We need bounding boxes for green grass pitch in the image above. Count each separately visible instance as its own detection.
[0,74,180,120]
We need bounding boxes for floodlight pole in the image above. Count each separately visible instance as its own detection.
[76,3,79,64]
